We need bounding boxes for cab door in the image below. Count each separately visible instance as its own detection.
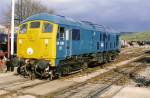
[56,26,66,58]
[65,29,72,57]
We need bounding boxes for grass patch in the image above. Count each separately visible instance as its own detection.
[121,32,150,41]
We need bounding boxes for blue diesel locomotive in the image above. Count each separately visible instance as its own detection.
[17,13,120,79]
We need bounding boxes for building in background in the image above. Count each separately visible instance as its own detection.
[0,25,6,34]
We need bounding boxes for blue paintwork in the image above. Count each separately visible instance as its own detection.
[23,13,120,66]
[23,13,104,31]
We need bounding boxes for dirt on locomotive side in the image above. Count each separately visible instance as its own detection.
[59,47,148,80]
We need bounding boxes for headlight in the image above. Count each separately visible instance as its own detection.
[19,39,22,44]
[45,39,49,45]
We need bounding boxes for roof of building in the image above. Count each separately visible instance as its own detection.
[0,25,5,29]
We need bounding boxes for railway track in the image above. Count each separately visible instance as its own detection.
[51,62,146,98]
[0,75,54,98]
[0,48,148,98]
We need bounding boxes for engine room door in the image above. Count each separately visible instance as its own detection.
[65,29,72,57]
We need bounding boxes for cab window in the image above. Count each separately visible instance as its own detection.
[43,22,52,33]
[20,24,27,34]
[57,27,65,40]
[30,22,40,28]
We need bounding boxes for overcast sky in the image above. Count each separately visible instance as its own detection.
[0,0,10,22]
[0,0,150,32]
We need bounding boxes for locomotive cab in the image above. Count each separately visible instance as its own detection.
[17,20,58,67]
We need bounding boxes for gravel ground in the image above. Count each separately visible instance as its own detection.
[139,66,150,80]
[0,47,149,98]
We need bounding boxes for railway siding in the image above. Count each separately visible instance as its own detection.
[52,57,149,98]
[65,55,144,83]
[0,48,148,98]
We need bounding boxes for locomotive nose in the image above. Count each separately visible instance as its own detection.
[17,20,57,66]
[27,30,40,41]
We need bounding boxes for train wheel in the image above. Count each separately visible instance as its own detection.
[49,70,55,80]
[29,72,35,80]
[17,66,21,74]
[107,55,112,62]
[81,62,88,71]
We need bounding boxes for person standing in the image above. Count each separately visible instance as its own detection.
[0,56,3,72]
[0,56,6,72]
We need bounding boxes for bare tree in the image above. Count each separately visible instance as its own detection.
[3,0,55,26]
